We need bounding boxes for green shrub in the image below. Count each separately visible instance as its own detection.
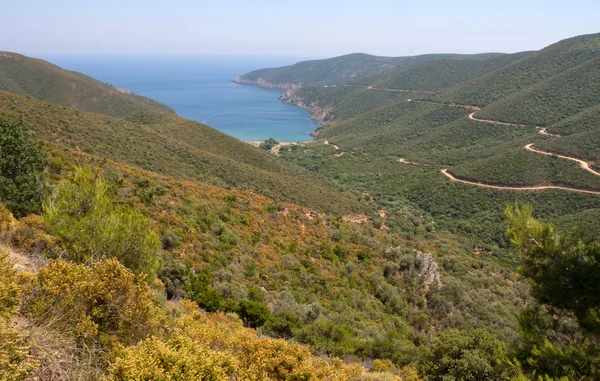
[259,138,279,151]
[158,255,192,299]
[295,321,358,357]
[189,269,224,312]
[263,311,304,339]
[418,328,503,381]
[0,116,46,218]
[43,166,161,279]
[247,287,266,303]
[237,301,271,328]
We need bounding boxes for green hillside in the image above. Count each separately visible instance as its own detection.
[276,33,600,246]
[476,56,600,126]
[352,52,532,91]
[235,52,503,88]
[0,52,175,117]
[430,33,600,107]
[0,91,360,215]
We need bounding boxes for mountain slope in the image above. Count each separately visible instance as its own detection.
[0,52,175,117]
[276,33,600,246]
[0,90,360,215]
[430,33,600,107]
[352,51,532,91]
[235,52,504,88]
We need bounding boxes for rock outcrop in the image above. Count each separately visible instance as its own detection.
[280,88,333,124]
[416,252,442,288]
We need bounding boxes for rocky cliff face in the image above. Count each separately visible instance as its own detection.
[233,77,295,90]
[279,88,333,124]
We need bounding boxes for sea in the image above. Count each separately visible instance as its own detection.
[41,55,317,142]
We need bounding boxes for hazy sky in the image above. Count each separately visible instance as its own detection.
[2,0,598,57]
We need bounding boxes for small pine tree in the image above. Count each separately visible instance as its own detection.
[43,166,161,279]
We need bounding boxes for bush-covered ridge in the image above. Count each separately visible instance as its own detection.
[236,52,505,88]
[352,52,532,92]
[0,91,362,216]
[0,52,175,117]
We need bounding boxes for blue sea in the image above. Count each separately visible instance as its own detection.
[41,55,317,142]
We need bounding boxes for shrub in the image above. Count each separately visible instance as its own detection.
[0,116,46,218]
[0,202,15,234]
[158,255,192,299]
[43,166,161,279]
[259,137,279,151]
[190,269,224,312]
[26,258,165,348]
[295,321,358,357]
[237,300,271,328]
[0,251,38,380]
[418,328,503,381]
[247,287,266,303]
[106,335,237,381]
[263,311,304,339]
[160,230,180,250]
[9,215,55,255]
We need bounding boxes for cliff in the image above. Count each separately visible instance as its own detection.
[279,87,333,124]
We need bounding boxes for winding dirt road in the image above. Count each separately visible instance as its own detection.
[441,169,600,196]
[404,101,600,194]
[525,144,600,177]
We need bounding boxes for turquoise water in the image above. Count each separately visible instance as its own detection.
[43,56,316,142]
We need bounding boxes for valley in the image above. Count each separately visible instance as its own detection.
[0,29,599,381]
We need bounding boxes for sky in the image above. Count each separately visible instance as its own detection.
[1,0,599,58]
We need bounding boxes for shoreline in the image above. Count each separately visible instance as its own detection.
[234,77,325,143]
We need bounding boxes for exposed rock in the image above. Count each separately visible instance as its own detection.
[280,87,334,123]
[415,252,442,288]
[342,213,370,224]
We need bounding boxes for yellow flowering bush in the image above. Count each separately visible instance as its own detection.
[0,250,38,380]
[107,334,237,381]
[26,258,165,348]
[107,300,363,380]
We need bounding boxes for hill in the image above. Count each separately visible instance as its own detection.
[352,51,532,91]
[276,33,600,246]
[234,52,504,89]
[429,33,600,107]
[0,52,175,117]
[0,90,361,215]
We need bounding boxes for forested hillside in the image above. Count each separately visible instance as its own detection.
[0,52,175,117]
[352,52,532,91]
[235,52,503,88]
[270,33,600,247]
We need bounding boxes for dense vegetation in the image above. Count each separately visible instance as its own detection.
[2,31,600,379]
[353,52,531,92]
[0,52,174,117]
[429,33,600,107]
[236,52,504,87]
[0,91,361,216]
[274,33,600,247]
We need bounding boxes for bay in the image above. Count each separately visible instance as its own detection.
[42,55,317,142]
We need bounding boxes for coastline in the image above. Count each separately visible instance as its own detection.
[234,77,325,143]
